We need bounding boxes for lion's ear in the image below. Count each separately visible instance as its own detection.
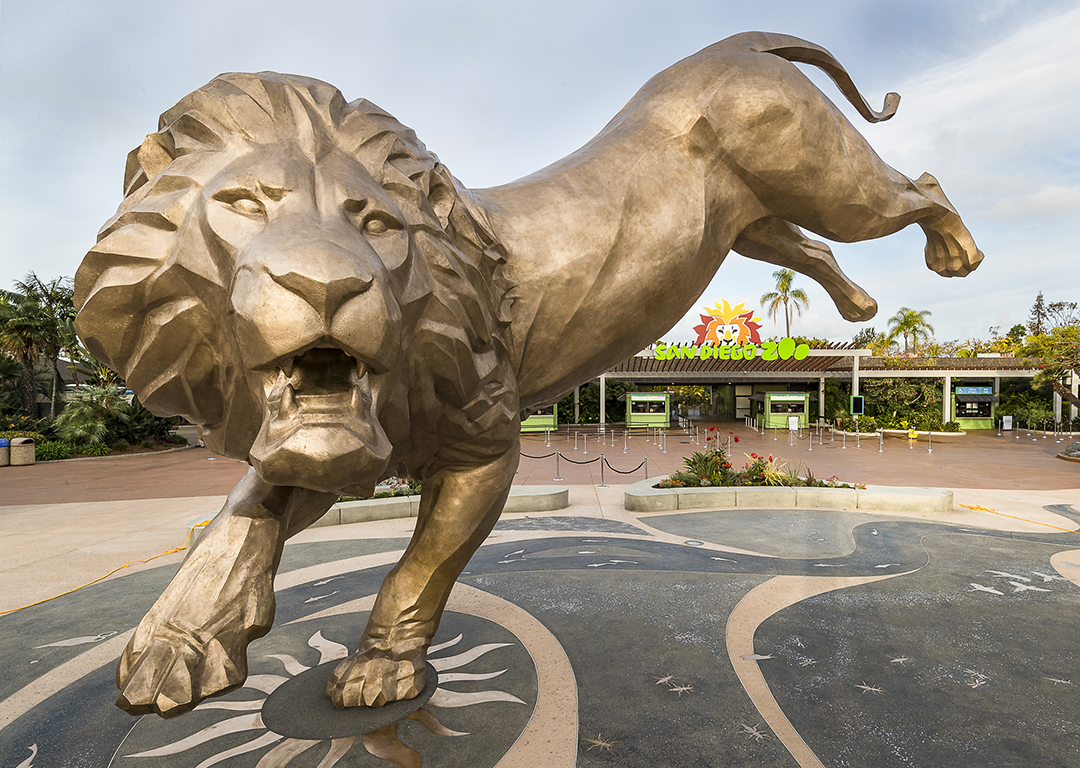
[124,132,177,196]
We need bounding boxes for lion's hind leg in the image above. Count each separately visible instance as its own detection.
[116,471,335,718]
[326,446,518,708]
[733,217,877,322]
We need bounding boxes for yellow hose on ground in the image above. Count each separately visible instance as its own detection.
[0,520,210,616]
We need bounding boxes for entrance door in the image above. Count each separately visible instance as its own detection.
[735,385,752,419]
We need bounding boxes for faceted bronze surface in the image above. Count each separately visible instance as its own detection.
[73,31,982,717]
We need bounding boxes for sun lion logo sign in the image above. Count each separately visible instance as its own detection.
[654,299,811,362]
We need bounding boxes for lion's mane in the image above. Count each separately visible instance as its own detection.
[75,73,519,474]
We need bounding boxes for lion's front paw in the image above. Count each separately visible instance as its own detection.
[325,647,426,708]
[116,629,246,718]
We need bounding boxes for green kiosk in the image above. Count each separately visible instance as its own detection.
[952,385,997,430]
[755,392,812,430]
[521,405,558,433]
[624,392,671,428]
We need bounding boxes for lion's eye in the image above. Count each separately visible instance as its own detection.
[230,198,264,216]
[362,213,401,236]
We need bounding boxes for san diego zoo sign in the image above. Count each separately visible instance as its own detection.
[654,299,811,361]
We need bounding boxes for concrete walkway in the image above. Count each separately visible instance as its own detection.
[2,425,1079,767]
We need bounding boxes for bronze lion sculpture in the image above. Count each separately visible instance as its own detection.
[74,31,982,718]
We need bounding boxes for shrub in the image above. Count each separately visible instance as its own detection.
[76,442,110,457]
[35,441,72,461]
[0,430,47,443]
[110,440,131,452]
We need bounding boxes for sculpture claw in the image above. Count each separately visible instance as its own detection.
[116,630,246,718]
[915,173,984,278]
[325,647,426,708]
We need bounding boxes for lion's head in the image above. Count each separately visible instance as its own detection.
[75,73,518,495]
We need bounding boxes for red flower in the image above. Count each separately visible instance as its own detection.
[734,437,739,443]
[751,453,758,459]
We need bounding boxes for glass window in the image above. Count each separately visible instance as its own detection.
[770,401,805,414]
[631,400,665,413]
[957,400,992,418]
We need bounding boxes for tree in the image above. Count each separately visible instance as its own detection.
[886,307,934,355]
[0,292,52,415]
[1047,300,1079,330]
[759,269,809,337]
[851,327,877,348]
[12,273,75,415]
[1028,291,1047,336]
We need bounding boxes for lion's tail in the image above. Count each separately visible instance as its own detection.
[735,32,899,123]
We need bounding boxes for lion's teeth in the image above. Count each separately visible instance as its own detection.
[349,384,362,412]
[355,359,367,380]
[282,383,298,415]
[281,358,295,378]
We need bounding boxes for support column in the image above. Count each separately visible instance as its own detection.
[1054,387,1062,423]
[574,386,580,424]
[852,355,860,398]
[943,374,951,424]
[818,377,825,425]
[1071,371,1078,422]
[599,375,606,433]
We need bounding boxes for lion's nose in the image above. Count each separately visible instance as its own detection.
[269,269,373,322]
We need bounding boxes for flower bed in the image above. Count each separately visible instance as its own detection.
[654,448,864,490]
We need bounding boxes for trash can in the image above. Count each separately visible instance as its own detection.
[0,438,8,467]
[10,437,34,466]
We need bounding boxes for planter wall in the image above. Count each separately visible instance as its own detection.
[624,477,952,515]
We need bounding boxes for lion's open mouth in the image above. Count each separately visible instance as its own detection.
[273,348,370,422]
[249,347,392,493]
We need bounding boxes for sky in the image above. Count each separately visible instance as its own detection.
[1,0,1078,346]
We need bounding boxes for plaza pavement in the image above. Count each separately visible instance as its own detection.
[3,424,1080,767]
[1,422,1078,614]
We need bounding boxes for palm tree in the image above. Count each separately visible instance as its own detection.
[0,293,52,415]
[760,269,809,337]
[886,307,935,355]
[13,273,75,415]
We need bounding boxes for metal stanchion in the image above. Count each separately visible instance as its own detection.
[773,426,777,441]
[856,429,861,449]
[788,430,794,447]
[877,431,883,452]
[553,450,562,481]
[582,434,589,455]
[598,454,607,488]
[623,431,629,454]
[662,431,668,454]
[927,432,933,453]
[808,432,814,451]
[545,429,551,447]
[842,431,847,449]
[574,432,579,451]
[644,457,649,479]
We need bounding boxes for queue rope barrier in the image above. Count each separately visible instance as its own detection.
[959,503,1080,537]
[521,449,646,475]
[557,452,601,466]
[601,456,647,475]
[0,519,211,617]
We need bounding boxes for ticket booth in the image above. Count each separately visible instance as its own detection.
[952,385,997,430]
[624,392,671,428]
[757,392,811,430]
[521,405,558,433]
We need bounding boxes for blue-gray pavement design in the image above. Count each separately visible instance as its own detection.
[3,507,1080,766]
